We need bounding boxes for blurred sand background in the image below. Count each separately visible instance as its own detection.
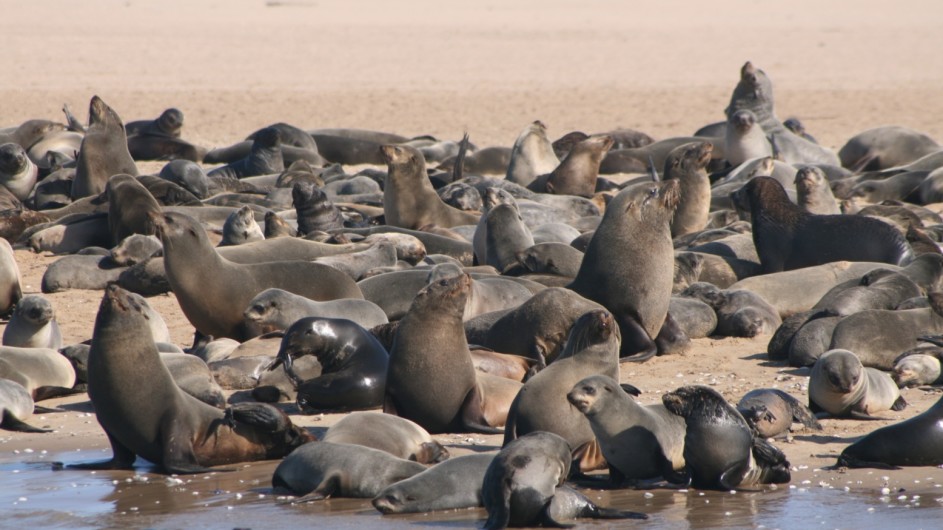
[2,0,943,527]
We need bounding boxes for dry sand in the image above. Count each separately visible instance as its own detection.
[2,0,943,528]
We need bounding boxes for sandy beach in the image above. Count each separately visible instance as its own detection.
[2,0,943,528]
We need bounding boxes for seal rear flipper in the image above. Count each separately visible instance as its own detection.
[458,384,504,435]
[483,476,513,530]
[290,475,340,503]
[32,385,83,402]
[1,413,52,433]
[848,410,886,421]
[619,383,642,396]
[654,312,689,356]
[891,395,908,411]
[717,459,752,490]
[616,315,657,363]
[572,439,607,474]
[33,404,66,414]
[836,453,903,470]
[751,437,788,467]
[69,432,137,470]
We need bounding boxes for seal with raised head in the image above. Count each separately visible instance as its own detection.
[384,273,503,434]
[322,411,448,464]
[2,294,61,350]
[837,393,943,469]
[269,317,388,413]
[808,348,906,419]
[503,309,620,472]
[71,96,138,200]
[568,179,686,361]
[665,141,713,238]
[153,211,363,341]
[724,109,772,167]
[795,166,841,215]
[736,388,821,439]
[380,144,480,229]
[567,374,686,484]
[125,108,204,162]
[207,127,284,180]
[293,180,345,234]
[528,134,613,198]
[68,285,314,474]
[505,121,560,187]
[731,176,913,273]
[0,142,38,201]
[219,205,264,246]
[272,441,426,502]
[662,385,791,490]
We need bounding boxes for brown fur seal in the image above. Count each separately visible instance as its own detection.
[662,385,791,490]
[153,211,363,341]
[206,127,284,180]
[724,109,772,166]
[732,177,913,273]
[69,285,314,473]
[0,238,22,316]
[839,125,941,172]
[0,379,50,433]
[528,135,613,198]
[505,121,560,187]
[808,349,906,419]
[373,452,496,514]
[380,144,480,229]
[0,142,38,201]
[273,442,426,503]
[736,388,821,439]
[106,174,161,245]
[568,179,685,361]
[2,294,61,350]
[503,309,620,472]
[665,141,713,238]
[71,96,138,200]
[126,108,204,162]
[322,412,448,464]
[838,393,943,469]
[795,166,841,215]
[384,273,502,434]
[567,374,686,484]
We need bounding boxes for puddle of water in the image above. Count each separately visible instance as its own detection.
[1,452,942,529]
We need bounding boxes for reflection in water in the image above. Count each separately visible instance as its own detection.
[1,453,941,529]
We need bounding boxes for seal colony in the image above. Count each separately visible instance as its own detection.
[3,60,943,527]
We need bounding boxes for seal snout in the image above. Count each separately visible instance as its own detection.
[372,494,402,514]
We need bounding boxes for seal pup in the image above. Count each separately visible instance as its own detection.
[724,110,772,167]
[483,431,646,529]
[0,379,50,433]
[665,141,713,238]
[153,211,363,341]
[380,144,480,229]
[567,375,686,484]
[725,61,839,166]
[373,452,496,514]
[662,385,791,490]
[808,349,906,419]
[207,127,284,180]
[244,287,387,332]
[322,412,448,464]
[795,166,841,215]
[568,179,686,361]
[269,317,388,413]
[892,351,941,387]
[293,180,345,234]
[0,142,38,201]
[837,393,943,469]
[272,442,426,502]
[70,285,314,474]
[736,388,821,439]
[731,177,913,273]
[159,159,210,199]
[505,121,559,187]
[125,108,204,162]
[503,310,620,472]
[681,283,781,338]
[71,96,138,200]
[2,295,61,350]
[384,273,502,434]
[110,234,162,266]
[528,134,613,198]
[218,205,264,246]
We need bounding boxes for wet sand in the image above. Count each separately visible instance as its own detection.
[3,0,943,528]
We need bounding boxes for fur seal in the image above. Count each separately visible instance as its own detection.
[207,127,284,180]
[293,181,344,234]
[70,285,313,473]
[0,142,38,201]
[477,203,534,272]
[731,177,913,273]
[380,144,480,229]
[568,179,685,361]
[384,273,502,434]
[106,174,161,245]
[736,388,821,439]
[126,108,204,162]
[158,159,211,199]
[665,141,713,238]
[269,317,388,413]
[681,283,781,337]
[0,345,76,400]
[662,385,791,490]
[2,294,62,350]
[244,287,387,332]
[153,211,363,341]
[322,412,448,464]
[528,134,612,197]
[837,393,943,468]
[0,239,22,316]
[838,125,941,172]
[892,351,941,387]
[0,379,50,433]
[808,349,906,419]
[110,234,162,266]
[313,241,399,281]
[273,441,426,502]
[71,96,138,200]
[503,309,620,471]
[567,374,686,483]
[724,109,772,166]
[505,121,559,187]
[483,431,646,529]
[219,205,264,246]
[795,166,841,215]
[373,452,496,514]
[726,61,839,166]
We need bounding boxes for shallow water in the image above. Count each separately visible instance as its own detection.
[2,451,941,530]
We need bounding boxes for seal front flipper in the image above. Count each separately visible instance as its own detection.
[616,314,657,362]
[1,414,51,433]
[891,395,908,411]
[32,385,83,401]
[835,453,902,471]
[69,432,137,470]
[482,475,513,530]
[717,458,751,490]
